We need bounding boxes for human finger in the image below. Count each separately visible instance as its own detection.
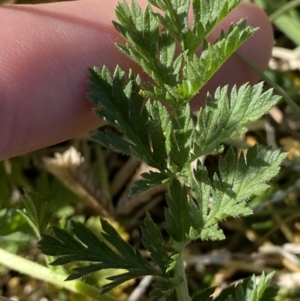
[0,1,273,160]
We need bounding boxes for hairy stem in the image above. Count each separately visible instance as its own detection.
[175,252,191,301]
[0,248,119,301]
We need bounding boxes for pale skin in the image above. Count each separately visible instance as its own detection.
[0,0,273,161]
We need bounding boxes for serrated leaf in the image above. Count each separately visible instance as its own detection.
[185,0,241,54]
[19,191,52,238]
[257,272,278,301]
[145,100,171,167]
[150,278,181,301]
[89,67,169,170]
[39,218,161,293]
[169,103,194,169]
[197,224,225,241]
[165,179,192,243]
[176,20,255,102]
[101,270,143,294]
[160,29,176,69]
[187,146,286,241]
[152,0,190,42]
[147,0,166,10]
[114,0,181,89]
[205,146,287,228]
[159,104,194,170]
[91,129,134,157]
[141,213,173,274]
[193,83,281,158]
[115,0,159,56]
[114,1,249,105]
[189,163,211,226]
[183,162,226,241]
[130,171,168,196]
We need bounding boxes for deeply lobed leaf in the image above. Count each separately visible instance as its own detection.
[189,146,287,241]
[114,0,249,107]
[72,0,285,298]
[165,178,197,244]
[39,219,161,293]
[88,67,169,170]
[130,171,168,196]
[141,213,173,274]
[185,0,241,54]
[114,0,180,88]
[175,20,255,103]
[150,277,182,301]
[193,83,281,158]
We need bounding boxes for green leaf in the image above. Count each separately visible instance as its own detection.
[88,67,168,170]
[85,0,284,297]
[91,129,135,157]
[260,286,278,301]
[145,100,171,168]
[151,0,190,43]
[150,278,182,301]
[102,271,143,294]
[130,171,168,196]
[165,179,193,243]
[169,103,194,169]
[19,191,52,238]
[115,0,159,58]
[256,272,279,301]
[205,146,286,232]
[141,213,173,274]
[214,272,277,301]
[146,0,166,10]
[195,223,225,241]
[191,287,215,301]
[89,67,145,134]
[192,272,277,301]
[187,146,286,241]
[160,29,176,70]
[185,0,241,54]
[176,20,255,102]
[39,219,160,294]
[114,1,180,88]
[188,164,211,228]
[193,83,281,158]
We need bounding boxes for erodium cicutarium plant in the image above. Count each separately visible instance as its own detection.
[39,1,286,300]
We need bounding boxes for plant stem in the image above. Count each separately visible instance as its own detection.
[175,252,191,301]
[0,248,119,301]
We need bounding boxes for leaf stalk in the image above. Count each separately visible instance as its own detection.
[174,252,191,301]
[0,248,119,301]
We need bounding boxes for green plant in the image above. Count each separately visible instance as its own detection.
[1,0,287,300]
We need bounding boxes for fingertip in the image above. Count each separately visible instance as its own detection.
[0,1,273,159]
[232,2,273,78]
